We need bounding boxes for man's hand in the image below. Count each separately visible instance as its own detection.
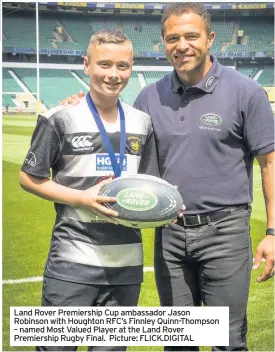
[171,204,186,224]
[253,235,275,282]
[79,179,119,225]
[61,91,85,106]
[171,185,185,224]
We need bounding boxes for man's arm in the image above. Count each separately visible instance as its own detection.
[253,151,274,282]
[19,172,119,223]
[138,128,160,177]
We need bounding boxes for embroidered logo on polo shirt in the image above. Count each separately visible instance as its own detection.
[206,76,215,88]
[200,113,223,126]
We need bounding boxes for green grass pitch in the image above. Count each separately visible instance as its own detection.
[2,114,274,351]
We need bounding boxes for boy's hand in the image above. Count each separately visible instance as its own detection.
[79,179,119,225]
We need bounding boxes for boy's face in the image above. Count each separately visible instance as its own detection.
[84,42,134,98]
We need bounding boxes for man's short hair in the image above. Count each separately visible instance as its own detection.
[161,3,212,37]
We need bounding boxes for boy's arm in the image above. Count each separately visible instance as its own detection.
[20,113,118,222]
[19,171,119,221]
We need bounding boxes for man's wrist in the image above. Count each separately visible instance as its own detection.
[266,228,275,236]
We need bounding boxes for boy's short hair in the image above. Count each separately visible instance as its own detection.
[89,29,131,46]
[87,29,132,58]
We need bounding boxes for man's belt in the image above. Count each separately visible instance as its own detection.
[178,204,249,228]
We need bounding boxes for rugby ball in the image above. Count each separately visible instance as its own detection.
[98,174,184,229]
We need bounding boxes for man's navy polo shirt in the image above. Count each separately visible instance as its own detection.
[134,56,274,213]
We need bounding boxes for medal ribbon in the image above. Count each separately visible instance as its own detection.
[86,93,126,178]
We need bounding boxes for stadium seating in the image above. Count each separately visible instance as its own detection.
[3,10,273,55]
[3,13,36,48]
[3,12,60,49]
[210,21,235,53]
[257,66,274,86]
[56,14,120,49]
[2,65,274,109]
[227,19,274,53]
[2,94,16,108]
[120,72,142,106]
[75,70,90,86]
[3,68,25,107]
[2,68,143,108]
[3,68,24,93]
[143,71,170,85]
[237,67,258,78]
[122,20,163,55]
[2,8,274,109]
[14,69,87,108]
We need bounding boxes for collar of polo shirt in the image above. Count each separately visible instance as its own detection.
[171,55,223,94]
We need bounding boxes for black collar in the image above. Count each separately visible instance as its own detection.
[171,55,223,94]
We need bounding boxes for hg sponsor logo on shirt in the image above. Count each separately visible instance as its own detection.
[96,154,127,171]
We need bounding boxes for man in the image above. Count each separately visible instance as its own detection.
[19,30,159,352]
[64,3,274,351]
[134,3,274,351]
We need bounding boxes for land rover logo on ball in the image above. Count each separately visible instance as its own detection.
[200,114,223,126]
[117,188,158,211]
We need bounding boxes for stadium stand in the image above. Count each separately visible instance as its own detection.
[3,12,62,49]
[257,66,275,86]
[3,9,274,55]
[236,67,258,78]
[3,68,24,93]
[227,19,274,53]
[143,71,170,85]
[75,70,90,86]
[3,12,36,49]
[211,21,235,53]
[13,69,87,108]
[120,72,142,106]
[2,3,274,110]
[2,68,24,107]
[56,14,120,49]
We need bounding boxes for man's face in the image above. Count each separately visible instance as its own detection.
[163,12,215,75]
[84,42,133,97]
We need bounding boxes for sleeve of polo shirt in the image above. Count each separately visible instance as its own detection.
[133,89,149,115]
[244,87,274,156]
[21,115,61,178]
[138,125,160,177]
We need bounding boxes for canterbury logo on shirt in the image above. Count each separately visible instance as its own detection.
[71,135,93,149]
[67,133,94,152]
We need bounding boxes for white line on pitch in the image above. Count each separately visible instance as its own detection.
[2,260,266,285]
[3,276,43,284]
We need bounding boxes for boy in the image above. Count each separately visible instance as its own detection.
[20,30,159,352]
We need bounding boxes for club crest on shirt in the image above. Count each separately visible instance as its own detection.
[24,152,36,167]
[127,136,140,154]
